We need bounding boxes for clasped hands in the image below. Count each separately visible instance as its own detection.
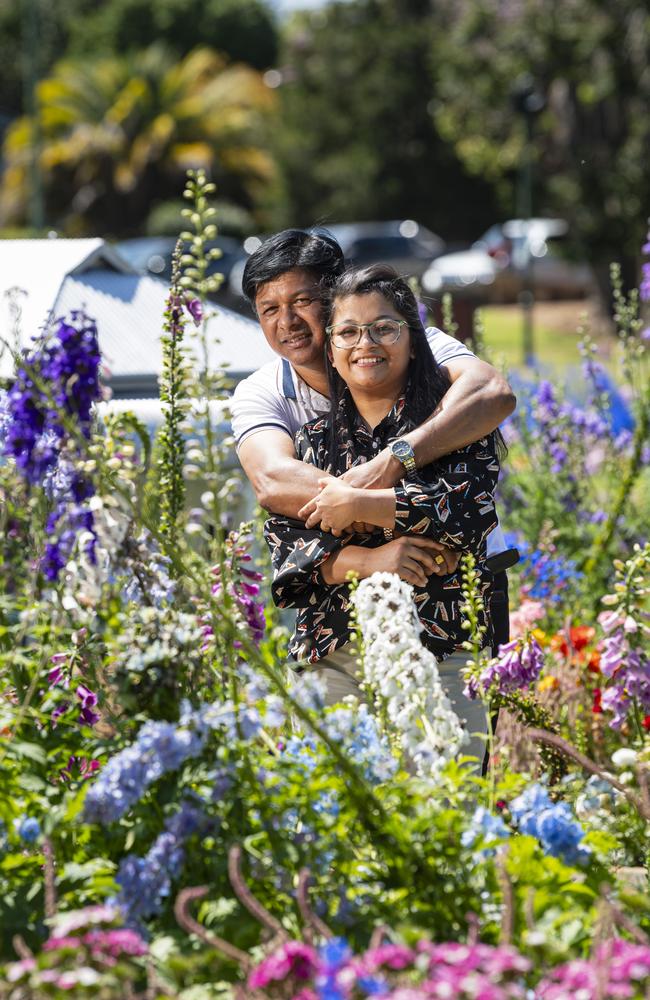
[296,470,460,578]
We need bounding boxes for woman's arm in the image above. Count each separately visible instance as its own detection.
[320,537,447,588]
[303,438,500,552]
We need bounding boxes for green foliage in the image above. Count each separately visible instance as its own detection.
[433,0,650,284]
[66,0,278,70]
[0,44,275,236]
[270,0,500,237]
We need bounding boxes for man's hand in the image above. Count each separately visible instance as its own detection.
[298,477,360,535]
[366,537,457,587]
[340,449,402,490]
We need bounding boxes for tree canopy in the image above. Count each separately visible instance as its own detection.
[270,0,500,239]
[0,45,275,236]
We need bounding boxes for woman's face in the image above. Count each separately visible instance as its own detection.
[328,291,412,397]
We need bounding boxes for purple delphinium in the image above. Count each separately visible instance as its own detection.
[465,635,544,700]
[2,313,102,580]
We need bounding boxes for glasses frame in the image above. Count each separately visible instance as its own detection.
[325,318,408,349]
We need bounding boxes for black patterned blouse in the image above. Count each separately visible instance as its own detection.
[264,391,500,664]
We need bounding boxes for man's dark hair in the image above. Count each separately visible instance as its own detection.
[241,228,345,308]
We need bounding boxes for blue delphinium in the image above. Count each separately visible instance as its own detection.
[322,705,398,784]
[510,784,590,866]
[316,938,353,1000]
[461,806,510,857]
[14,816,41,843]
[115,801,203,924]
[84,720,205,824]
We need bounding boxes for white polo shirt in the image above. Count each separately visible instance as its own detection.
[231,327,508,557]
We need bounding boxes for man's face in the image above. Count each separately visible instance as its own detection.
[254,268,326,370]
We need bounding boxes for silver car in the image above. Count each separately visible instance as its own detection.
[421,218,596,303]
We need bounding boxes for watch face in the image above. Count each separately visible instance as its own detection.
[392,440,412,459]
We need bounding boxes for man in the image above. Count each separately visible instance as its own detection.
[230,229,516,647]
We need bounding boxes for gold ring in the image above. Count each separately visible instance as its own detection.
[434,554,445,566]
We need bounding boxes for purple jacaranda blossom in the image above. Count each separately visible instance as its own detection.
[465,636,544,699]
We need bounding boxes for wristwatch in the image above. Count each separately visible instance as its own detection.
[389,438,417,478]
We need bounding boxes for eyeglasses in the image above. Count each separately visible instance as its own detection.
[326,319,407,349]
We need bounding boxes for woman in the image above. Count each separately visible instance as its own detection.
[264,265,501,762]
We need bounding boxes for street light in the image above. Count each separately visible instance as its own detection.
[511,74,545,366]
[20,0,45,231]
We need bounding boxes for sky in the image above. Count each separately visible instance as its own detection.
[270,0,332,13]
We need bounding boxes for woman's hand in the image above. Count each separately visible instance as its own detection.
[366,536,453,587]
[298,478,361,535]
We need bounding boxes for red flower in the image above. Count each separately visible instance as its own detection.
[643,716,650,731]
[570,625,595,651]
[592,689,603,714]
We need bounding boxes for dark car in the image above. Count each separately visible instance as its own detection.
[328,220,446,279]
[115,235,248,304]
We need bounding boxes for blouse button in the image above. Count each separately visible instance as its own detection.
[372,440,379,450]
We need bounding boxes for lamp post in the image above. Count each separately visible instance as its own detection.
[20,0,45,231]
[510,74,545,366]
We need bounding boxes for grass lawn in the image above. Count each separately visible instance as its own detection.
[477,299,615,374]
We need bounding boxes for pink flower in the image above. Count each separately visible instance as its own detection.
[356,943,415,972]
[509,599,545,638]
[248,941,320,989]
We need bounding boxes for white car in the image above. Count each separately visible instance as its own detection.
[421,218,596,303]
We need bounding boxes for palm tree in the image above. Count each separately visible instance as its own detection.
[0,44,276,235]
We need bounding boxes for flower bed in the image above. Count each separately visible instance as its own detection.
[0,179,648,999]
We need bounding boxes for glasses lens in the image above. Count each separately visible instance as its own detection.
[330,324,361,348]
[369,320,403,344]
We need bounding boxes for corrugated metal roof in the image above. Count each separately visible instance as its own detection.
[0,238,276,382]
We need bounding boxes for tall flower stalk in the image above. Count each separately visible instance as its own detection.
[157,245,190,559]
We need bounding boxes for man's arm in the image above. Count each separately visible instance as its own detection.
[238,429,329,517]
[341,356,515,489]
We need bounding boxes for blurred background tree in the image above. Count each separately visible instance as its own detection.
[0,45,275,236]
[65,0,278,70]
[0,0,648,286]
[432,0,650,291]
[268,0,501,238]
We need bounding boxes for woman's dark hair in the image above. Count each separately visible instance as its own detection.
[323,263,506,466]
[241,228,345,308]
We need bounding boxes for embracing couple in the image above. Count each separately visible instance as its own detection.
[231,229,517,764]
